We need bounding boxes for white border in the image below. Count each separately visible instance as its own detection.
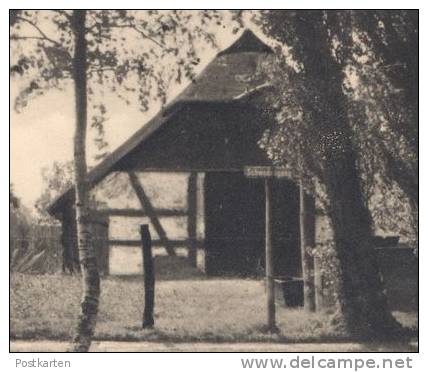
[3,3,424,370]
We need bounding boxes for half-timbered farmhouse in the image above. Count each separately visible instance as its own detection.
[49,30,313,277]
[48,30,416,311]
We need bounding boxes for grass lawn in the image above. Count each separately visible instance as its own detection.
[11,271,417,343]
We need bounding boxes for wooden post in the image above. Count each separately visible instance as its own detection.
[187,172,197,267]
[140,224,155,328]
[265,178,276,331]
[299,183,316,311]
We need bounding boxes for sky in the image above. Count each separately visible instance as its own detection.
[10,87,151,208]
[10,14,264,210]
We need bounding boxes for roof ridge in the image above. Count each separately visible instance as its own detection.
[217,29,273,56]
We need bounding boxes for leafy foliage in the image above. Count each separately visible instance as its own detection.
[10,184,61,274]
[10,10,240,151]
[253,10,417,244]
[350,10,418,244]
[34,161,74,223]
[251,10,415,334]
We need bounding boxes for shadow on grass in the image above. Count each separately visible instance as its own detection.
[11,324,418,349]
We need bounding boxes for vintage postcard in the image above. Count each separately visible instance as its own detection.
[10,9,418,356]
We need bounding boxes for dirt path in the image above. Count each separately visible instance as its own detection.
[10,340,418,352]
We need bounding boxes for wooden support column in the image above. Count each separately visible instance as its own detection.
[196,173,206,272]
[299,183,316,312]
[140,224,155,328]
[265,178,276,331]
[187,172,197,267]
[128,172,176,257]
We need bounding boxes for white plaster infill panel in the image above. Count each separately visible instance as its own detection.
[135,172,189,210]
[90,172,190,211]
[109,246,142,275]
[109,216,188,241]
[90,172,140,210]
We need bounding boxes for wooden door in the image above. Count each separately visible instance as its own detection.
[204,172,265,276]
[204,172,301,278]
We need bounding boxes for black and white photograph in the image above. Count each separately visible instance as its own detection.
[9,8,419,356]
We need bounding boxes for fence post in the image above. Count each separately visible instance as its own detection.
[140,224,155,328]
[265,178,276,332]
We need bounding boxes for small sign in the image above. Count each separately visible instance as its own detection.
[244,166,291,179]
[244,166,273,178]
[273,168,291,178]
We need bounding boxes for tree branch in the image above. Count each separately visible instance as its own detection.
[14,15,66,51]
[130,24,166,49]
[10,35,48,42]
[106,22,166,49]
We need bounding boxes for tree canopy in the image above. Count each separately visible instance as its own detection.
[10,10,241,154]
[253,10,417,243]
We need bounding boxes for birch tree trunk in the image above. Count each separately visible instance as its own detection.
[70,10,100,352]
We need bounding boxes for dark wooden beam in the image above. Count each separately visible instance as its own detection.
[108,239,204,250]
[187,172,197,267]
[128,172,176,256]
[94,209,187,217]
[123,168,248,173]
[108,239,192,247]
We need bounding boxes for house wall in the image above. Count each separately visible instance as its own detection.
[86,168,302,278]
[88,171,205,275]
